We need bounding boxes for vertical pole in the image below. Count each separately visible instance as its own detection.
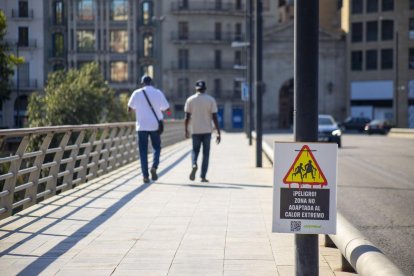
[248,0,253,146]
[255,0,262,167]
[294,0,319,275]
[16,43,20,128]
[395,31,399,127]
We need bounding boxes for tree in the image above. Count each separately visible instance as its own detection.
[0,10,23,103]
[27,62,132,127]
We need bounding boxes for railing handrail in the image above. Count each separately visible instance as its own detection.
[0,120,185,220]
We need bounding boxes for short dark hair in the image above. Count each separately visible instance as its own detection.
[141,75,152,85]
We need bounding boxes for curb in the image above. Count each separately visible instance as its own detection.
[259,136,405,276]
[388,128,414,139]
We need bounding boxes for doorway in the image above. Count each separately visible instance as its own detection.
[278,78,294,129]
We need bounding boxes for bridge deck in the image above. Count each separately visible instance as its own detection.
[0,133,348,275]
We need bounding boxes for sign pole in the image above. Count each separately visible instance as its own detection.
[255,0,263,167]
[294,0,319,275]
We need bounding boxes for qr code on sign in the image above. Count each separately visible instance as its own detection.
[291,221,301,232]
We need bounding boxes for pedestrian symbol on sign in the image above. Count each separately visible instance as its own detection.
[283,145,327,188]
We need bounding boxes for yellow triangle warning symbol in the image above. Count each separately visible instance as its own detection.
[283,145,328,188]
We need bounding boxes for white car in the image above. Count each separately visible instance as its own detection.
[318,114,342,148]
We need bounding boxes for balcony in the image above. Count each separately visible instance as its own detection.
[11,9,34,20]
[6,39,37,50]
[10,79,38,90]
[171,1,245,15]
[171,32,245,44]
[170,61,241,71]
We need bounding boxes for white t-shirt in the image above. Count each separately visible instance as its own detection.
[184,92,218,134]
[128,85,170,131]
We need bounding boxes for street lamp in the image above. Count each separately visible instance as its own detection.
[15,41,20,128]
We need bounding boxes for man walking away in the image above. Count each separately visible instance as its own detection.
[184,80,221,182]
[128,75,170,183]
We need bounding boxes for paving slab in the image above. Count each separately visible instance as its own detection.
[0,133,355,275]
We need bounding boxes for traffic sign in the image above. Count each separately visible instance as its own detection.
[272,142,337,234]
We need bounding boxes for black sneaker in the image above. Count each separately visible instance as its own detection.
[143,177,150,184]
[150,168,158,181]
[189,165,197,181]
[201,178,209,183]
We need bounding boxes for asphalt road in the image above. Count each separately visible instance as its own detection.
[263,132,414,275]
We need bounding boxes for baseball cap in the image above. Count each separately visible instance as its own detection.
[141,75,152,85]
[195,80,206,90]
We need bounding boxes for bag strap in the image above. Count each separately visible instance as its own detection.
[142,89,160,122]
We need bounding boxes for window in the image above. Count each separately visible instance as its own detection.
[77,0,94,20]
[18,1,29,17]
[366,50,378,70]
[381,49,393,69]
[411,0,414,10]
[351,22,363,42]
[141,64,153,77]
[179,0,189,9]
[215,0,222,10]
[215,22,222,40]
[214,79,221,98]
[351,51,363,71]
[110,30,128,53]
[366,21,378,42]
[177,78,189,98]
[235,23,242,41]
[235,50,242,65]
[236,0,242,10]
[54,0,64,24]
[382,0,394,11]
[141,1,153,25]
[351,0,363,14]
[366,0,378,13]
[110,61,128,82]
[178,22,189,40]
[18,27,29,46]
[53,33,64,57]
[143,33,153,57]
[215,50,222,69]
[77,30,95,52]
[409,48,414,69]
[381,20,394,40]
[111,0,128,21]
[410,18,414,40]
[178,49,189,69]
[233,80,241,96]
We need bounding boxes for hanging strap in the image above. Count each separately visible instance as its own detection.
[142,89,160,123]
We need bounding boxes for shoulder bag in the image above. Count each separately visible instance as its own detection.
[143,90,164,135]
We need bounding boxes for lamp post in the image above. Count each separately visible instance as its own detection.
[255,0,263,168]
[248,0,253,146]
[15,41,20,128]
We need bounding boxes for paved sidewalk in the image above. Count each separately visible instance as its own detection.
[0,133,355,275]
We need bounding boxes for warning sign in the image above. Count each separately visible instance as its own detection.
[272,143,337,234]
[283,145,327,188]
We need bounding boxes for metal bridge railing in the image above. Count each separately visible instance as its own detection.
[0,120,184,220]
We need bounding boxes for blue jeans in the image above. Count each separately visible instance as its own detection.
[137,131,161,178]
[191,133,211,179]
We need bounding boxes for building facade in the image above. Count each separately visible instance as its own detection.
[342,0,414,127]
[0,0,46,128]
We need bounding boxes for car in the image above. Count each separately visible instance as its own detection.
[364,119,392,134]
[341,116,371,132]
[318,114,342,147]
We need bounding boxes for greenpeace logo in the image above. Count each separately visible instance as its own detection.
[304,225,321,229]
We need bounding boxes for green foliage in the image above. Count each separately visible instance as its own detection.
[28,62,131,126]
[0,10,24,103]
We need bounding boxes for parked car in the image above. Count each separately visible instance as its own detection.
[341,116,371,132]
[318,114,342,147]
[364,119,392,134]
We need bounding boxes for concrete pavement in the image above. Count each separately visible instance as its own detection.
[0,133,355,275]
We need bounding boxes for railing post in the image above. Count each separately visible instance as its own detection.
[101,127,118,174]
[62,131,85,191]
[90,127,109,178]
[78,129,97,183]
[44,131,71,199]
[108,127,126,171]
[120,126,134,165]
[23,132,54,209]
[0,135,30,219]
